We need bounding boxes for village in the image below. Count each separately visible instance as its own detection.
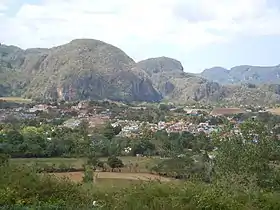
[1,99,278,139]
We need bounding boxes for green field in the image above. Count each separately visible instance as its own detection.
[11,157,85,168]
[88,178,144,189]
[11,156,167,189]
[0,97,32,103]
[11,156,161,172]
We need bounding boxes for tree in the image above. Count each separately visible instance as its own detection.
[102,123,116,140]
[132,140,155,156]
[21,126,47,157]
[82,165,94,183]
[77,120,89,137]
[195,132,213,151]
[86,154,99,167]
[0,153,10,166]
[113,125,122,136]
[180,131,195,149]
[5,129,24,145]
[153,153,210,180]
[159,103,169,111]
[107,156,124,170]
[212,119,280,190]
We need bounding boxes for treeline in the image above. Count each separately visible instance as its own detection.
[1,119,280,208]
[151,119,280,185]
[0,117,213,158]
[0,122,90,158]
[2,133,280,210]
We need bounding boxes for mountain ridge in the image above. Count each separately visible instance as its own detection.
[200,64,280,85]
[137,57,280,105]
[1,39,280,105]
[0,39,162,102]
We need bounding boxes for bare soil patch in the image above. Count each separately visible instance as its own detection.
[210,108,246,116]
[268,108,280,115]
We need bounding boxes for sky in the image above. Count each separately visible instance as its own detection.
[1,0,280,73]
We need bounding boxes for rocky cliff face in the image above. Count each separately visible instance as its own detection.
[200,65,280,85]
[0,39,161,102]
[137,57,188,97]
[137,56,184,76]
[2,39,280,105]
[137,57,280,105]
[137,57,225,103]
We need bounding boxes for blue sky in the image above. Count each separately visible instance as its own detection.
[184,35,280,71]
[1,0,280,72]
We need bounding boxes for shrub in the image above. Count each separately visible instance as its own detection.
[1,164,280,209]
[0,153,10,166]
[82,165,94,183]
[107,156,124,169]
[0,165,93,208]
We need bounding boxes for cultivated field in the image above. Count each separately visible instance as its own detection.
[0,97,32,103]
[268,108,280,115]
[210,107,247,116]
[12,157,168,187]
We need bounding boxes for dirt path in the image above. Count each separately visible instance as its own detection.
[49,172,172,182]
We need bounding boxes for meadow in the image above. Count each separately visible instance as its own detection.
[10,156,165,188]
[0,96,32,103]
[10,156,161,172]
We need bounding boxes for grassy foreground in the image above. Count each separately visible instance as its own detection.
[1,164,280,210]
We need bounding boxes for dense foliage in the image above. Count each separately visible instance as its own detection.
[1,158,280,209]
[2,110,280,209]
[0,117,212,158]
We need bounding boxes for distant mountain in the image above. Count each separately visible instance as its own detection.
[137,57,227,103]
[137,56,184,76]
[0,39,161,102]
[137,57,189,97]
[200,65,280,85]
[138,57,280,105]
[2,39,280,105]
[218,84,280,106]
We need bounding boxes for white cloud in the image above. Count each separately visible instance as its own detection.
[0,2,7,12]
[0,0,280,62]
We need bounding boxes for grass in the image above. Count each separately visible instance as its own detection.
[49,171,171,183]
[10,156,168,195]
[21,156,171,190]
[91,178,144,189]
[0,97,32,103]
[10,157,85,168]
[4,161,280,209]
[10,156,161,172]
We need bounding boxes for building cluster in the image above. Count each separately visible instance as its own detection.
[111,119,221,137]
[1,100,276,141]
[0,102,111,128]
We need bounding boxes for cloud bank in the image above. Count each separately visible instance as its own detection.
[0,0,280,63]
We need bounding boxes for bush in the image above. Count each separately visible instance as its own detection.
[0,153,10,166]
[107,156,124,169]
[94,182,280,210]
[0,165,93,208]
[31,163,83,173]
[82,165,94,183]
[1,164,280,209]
